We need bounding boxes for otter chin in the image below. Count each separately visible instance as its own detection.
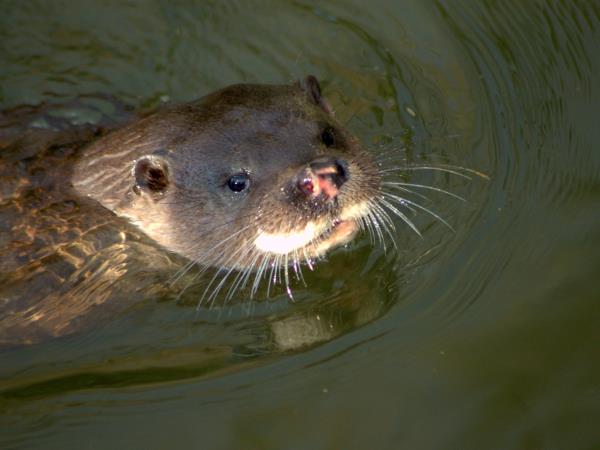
[254,217,360,256]
[73,75,381,287]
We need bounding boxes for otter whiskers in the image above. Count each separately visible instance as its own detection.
[166,161,480,309]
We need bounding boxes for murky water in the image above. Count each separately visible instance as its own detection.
[1,1,599,448]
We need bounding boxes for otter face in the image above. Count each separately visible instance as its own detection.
[73,76,381,295]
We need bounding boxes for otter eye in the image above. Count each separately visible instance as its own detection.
[321,126,336,147]
[227,173,250,192]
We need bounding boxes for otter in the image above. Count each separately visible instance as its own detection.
[0,76,390,347]
[72,76,379,278]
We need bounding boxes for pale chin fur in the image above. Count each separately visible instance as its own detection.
[254,222,322,255]
[253,200,371,256]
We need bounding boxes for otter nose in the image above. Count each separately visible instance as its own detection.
[310,158,348,188]
[297,158,349,199]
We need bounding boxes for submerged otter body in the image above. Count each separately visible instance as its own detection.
[0,76,382,347]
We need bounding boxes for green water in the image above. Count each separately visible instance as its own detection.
[1,1,599,449]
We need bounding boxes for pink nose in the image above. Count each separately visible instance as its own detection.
[297,158,348,200]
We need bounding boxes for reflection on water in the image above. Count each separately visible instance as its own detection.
[1,0,599,448]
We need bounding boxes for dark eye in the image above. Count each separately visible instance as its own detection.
[321,126,336,147]
[227,172,250,192]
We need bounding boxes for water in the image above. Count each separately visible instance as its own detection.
[1,1,599,448]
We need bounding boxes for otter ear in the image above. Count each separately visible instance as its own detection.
[300,75,333,114]
[133,155,169,195]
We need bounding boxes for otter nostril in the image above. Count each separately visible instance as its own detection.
[298,177,315,197]
[334,159,349,185]
[310,158,349,190]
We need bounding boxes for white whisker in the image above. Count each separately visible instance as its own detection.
[379,165,471,180]
[383,192,455,232]
[379,197,422,237]
[382,181,466,202]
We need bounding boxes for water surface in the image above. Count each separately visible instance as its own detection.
[1,1,599,449]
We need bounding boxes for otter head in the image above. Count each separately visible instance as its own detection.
[73,76,380,280]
